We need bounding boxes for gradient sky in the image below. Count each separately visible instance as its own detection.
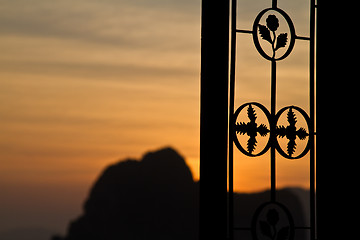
[0,0,314,236]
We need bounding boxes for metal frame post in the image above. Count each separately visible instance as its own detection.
[200,1,229,240]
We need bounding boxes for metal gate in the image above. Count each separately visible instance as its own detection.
[228,0,317,239]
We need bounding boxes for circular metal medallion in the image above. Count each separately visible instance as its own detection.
[275,106,310,159]
[252,8,296,61]
[233,102,271,157]
[252,202,295,240]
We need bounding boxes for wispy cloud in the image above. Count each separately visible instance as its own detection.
[0,0,201,87]
[0,0,200,48]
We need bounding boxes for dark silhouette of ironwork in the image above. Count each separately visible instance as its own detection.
[275,106,310,159]
[233,102,271,157]
[252,202,295,240]
[228,0,317,239]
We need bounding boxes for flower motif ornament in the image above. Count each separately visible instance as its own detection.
[252,202,294,240]
[258,14,288,59]
[252,8,295,61]
[266,15,279,31]
[259,208,290,240]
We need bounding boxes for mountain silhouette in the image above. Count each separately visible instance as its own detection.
[53,147,308,240]
[54,147,199,240]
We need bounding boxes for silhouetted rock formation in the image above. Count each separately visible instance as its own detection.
[59,147,199,240]
[55,147,308,240]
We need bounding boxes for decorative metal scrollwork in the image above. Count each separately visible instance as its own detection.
[252,202,295,240]
[253,8,295,61]
[233,104,310,160]
[229,0,316,239]
[275,106,310,159]
[233,102,271,157]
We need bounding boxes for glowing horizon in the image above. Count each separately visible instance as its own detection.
[0,0,314,235]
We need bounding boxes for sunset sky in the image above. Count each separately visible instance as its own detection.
[0,0,314,237]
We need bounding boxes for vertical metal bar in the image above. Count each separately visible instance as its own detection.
[200,0,229,240]
[228,0,237,239]
[270,60,276,202]
[272,0,278,9]
[309,0,316,239]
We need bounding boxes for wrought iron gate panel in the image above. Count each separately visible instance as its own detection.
[228,0,317,239]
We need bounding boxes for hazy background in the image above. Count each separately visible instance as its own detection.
[0,0,314,237]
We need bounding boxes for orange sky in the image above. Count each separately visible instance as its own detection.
[0,0,314,236]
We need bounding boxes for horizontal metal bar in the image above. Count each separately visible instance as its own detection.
[237,30,311,41]
[236,29,253,34]
[296,35,311,41]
